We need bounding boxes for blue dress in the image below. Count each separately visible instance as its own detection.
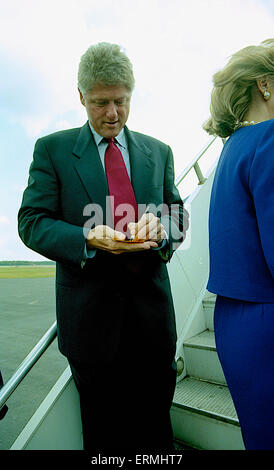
[207,119,274,450]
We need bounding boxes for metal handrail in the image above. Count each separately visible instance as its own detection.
[0,321,57,410]
[0,135,224,411]
[175,135,217,187]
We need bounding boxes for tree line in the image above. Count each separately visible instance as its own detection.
[0,261,55,266]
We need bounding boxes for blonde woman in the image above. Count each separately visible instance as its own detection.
[204,39,274,450]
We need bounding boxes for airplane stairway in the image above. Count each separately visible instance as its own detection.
[171,292,245,450]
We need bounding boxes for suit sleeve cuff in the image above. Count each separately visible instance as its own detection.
[151,233,168,251]
[81,243,97,268]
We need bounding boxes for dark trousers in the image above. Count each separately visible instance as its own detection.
[68,303,177,456]
[69,357,176,455]
[214,296,274,450]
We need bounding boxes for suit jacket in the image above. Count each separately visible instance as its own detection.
[207,119,274,302]
[18,122,186,363]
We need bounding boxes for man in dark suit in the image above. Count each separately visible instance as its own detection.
[18,42,188,454]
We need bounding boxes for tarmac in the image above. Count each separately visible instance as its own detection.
[0,277,67,450]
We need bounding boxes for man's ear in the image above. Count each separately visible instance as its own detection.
[78,88,85,106]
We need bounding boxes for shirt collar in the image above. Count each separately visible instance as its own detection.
[88,122,127,149]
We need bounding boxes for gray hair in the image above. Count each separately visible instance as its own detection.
[203,38,274,138]
[78,42,135,95]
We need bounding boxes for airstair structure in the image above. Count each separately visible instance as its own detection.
[0,136,245,450]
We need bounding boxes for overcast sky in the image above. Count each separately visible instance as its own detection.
[1,0,274,260]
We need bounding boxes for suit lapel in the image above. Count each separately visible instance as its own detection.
[72,122,155,219]
[124,126,155,206]
[73,122,109,213]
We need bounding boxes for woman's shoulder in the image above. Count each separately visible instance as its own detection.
[254,118,274,137]
[234,118,274,139]
[250,119,274,172]
[258,119,274,145]
[250,119,274,156]
[228,119,274,153]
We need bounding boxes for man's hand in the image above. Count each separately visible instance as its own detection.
[128,212,166,244]
[86,225,158,255]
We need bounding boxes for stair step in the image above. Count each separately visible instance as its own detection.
[184,330,226,384]
[173,377,238,423]
[202,293,216,331]
[203,291,216,303]
[171,377,245,450]
[184,329,216,350]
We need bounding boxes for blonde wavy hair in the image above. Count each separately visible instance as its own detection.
[78,42,135,96]
[203,39,274,138]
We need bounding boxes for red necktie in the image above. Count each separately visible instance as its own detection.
[104,137,138,234]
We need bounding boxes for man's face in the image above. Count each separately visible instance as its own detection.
[79,83,131,138]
